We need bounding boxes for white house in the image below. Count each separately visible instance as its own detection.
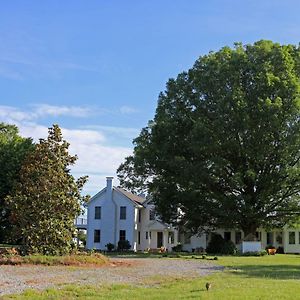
[86,177,178,251]
[87,177,300,254]
[179,227,300,254]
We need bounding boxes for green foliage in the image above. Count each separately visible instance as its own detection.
[239,250,268,256]
[0,123,34,243]
[206,234,237,255]
[118,40,300,237]
[77,230,86,247]
[6,124,89,255]
[105,243,115,252]
[172,244,183,252]
[117,240,131,251]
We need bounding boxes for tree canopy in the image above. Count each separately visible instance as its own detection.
[0,123,34,243]
[7,124,89,254]
[118,40,300,237]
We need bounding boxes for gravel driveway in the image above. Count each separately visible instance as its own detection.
[0,258,222,296]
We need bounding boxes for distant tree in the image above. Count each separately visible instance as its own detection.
[118,40,300,239]
[0,123,34,243]
[7,124,89,254]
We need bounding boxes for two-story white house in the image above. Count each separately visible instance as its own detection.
[87,177,300,254]
[86,177,178,251]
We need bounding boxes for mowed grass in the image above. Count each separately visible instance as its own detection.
[3,254,300,300]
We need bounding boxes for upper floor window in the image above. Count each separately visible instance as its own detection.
[95,206,101,219]
[94,229,101,243]
[138,210,141,222]
[120,206,127,220]
[149,209,155,220]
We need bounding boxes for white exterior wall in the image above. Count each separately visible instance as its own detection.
[87,189,116,250]
[87,178,139,251]
[181,233,207,252]
[284,229,300,253]
[113,190,137,251]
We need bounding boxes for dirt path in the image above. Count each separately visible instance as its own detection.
[0,258,222,296]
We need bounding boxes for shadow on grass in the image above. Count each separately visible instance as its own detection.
[229,264,300,280]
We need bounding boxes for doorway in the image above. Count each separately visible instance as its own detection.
[157,232,163,248]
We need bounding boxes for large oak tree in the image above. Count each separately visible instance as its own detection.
[118,40,300,238]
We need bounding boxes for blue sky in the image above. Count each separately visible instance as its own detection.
[0,0,299,194]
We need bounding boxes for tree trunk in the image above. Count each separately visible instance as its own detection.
[242,223,258,241]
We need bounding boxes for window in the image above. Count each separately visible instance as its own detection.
[138,231,141,244]
[289,232,295,244]
[120,206,126,220]
[149,209,155,220]
[267,232,273,245]
[146,231,148,240]
[138,210,141,223]
[235,231,242,244]
[119,230,126,241]
[95,206,101,219]
[169,232,175,244]
[94,230,101,243]
[224,232,231,241]
[149,231,152,239]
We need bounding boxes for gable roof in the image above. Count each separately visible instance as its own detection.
[114,187,146,206]
[87,186,145,207]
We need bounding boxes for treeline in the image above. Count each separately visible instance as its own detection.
[0,123,89,255]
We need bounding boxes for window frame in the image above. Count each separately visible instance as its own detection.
[94,206,101,219]
[289,232,296,244]
[120,206,127,220]
[94,229,101,243]
[119,230,126,241]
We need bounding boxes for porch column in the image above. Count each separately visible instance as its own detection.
[163,230,168,249]
[148,231,151,249]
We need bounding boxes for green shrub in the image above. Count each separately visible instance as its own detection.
[172,244,182,252]
[240,250,267,256]
[105,243,115,252]
[206,234,236,255]
[117,240,131,251]
[277,246,284,254]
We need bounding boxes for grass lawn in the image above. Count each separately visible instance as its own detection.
[3,254,300,299]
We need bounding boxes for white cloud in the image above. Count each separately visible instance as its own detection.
[0,104,93,122]
[0,104,136,195]
[82,125,140,139]
[120,105,139,114]
[33,104,92,118]
[17,122,131,196]
[0,106,35,122]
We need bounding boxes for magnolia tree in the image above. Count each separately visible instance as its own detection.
[7,125,89,254]
[118,40,300,239]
